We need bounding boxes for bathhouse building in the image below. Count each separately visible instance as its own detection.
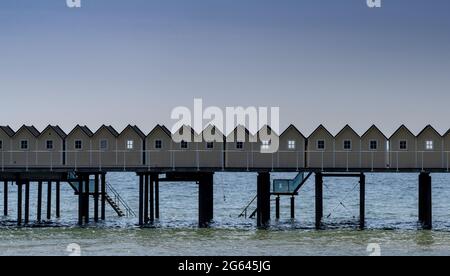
[253,125,278,169]
[360,125,388,170]
[66,125,94,168]
[91,125,119,168]
[36,125,67,168]
[171,125,200,168]
[307,125,334,169]
[443,129,450,170]
[334,125,361,169]
[389,125,417,169]
[11,125,40,167]
[0,126,15,168]
[147,125,172,169]
[225,125,256,169]
[117,125,146,168]
[198,125,225,169]
[416,125,443,169]
[277,125,306,169]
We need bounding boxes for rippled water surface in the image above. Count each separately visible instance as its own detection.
[1,172,450,256]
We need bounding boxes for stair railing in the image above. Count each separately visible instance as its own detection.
[105,182,136,217]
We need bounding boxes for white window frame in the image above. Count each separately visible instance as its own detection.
[288,140,296,150]
[399,140,408,151]
[20,139,29,151]
[369,140,378,151]
[180,140,188,149]
[343,140,352,151]
[75,140,83,150]
[261,140,270,150]
[46,140,54,151]
[155,140,163,149]
[126,140,134,150]
[100,139,108,151]
[317,140,325,151]
[425,140,434,151]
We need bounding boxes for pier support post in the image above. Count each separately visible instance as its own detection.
[84,176,89,224]
[290,196,295,219]
[419,172,432,230]
[94,174,99,222]
[257,172,271,228]
[198,173,214,228]
[150,173,155,223]
[56,181,61,219]
[138,173,144,226]
[78,175,84,226]
[17,181,22,226]
[47,181,52,220]
[37,181,42,223]
[25,181,30,224]
[101,173,106,221]
[3,181,7,217]
[144,174,149,224]
[275,196,280,220]
[360,173,366,229]
[315,172,323,230]
[155,174,160,219]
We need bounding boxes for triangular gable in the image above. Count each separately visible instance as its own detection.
[67,125,94,137]
[389,125,415,139]
[0,126,15,137]
[93,125,119,137]
[14,125,40,138]
[417,125,442,138]
[40,125,67,139]
[280,124,306,140]
[307,124,334,139]
[335,124,360,138]
[361,125,388,140]
[120,125,146,140]
[147,125,172,138]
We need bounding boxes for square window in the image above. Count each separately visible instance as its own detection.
[236,142,244,149]
[181,140,188,149]
[288,140,296,150]
[46,140,54,150]
[75,140,83,150]
[155,140,162,149]
[206,142,214,149]
[317,140,325,150]
[426,140,434,150]
[20,140,28,150]
[343,140,352,150]
[399,140,407,150]
[127,140,134,150]
[261,141,270,150]
[100,140,108,151]
[369,140,378,150]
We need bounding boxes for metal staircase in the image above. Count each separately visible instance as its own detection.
[239,172,312,219]
[67,173,135,217]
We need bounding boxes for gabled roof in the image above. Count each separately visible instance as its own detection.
[417,125,442,138]
[148,124,172,138]
[201,124,225,139]
[93,125,119,137]
[120,125,146,139]
[389,125,415,139]
[280,124,306,139]
[361,125,388,140]
[444,129,450,137]
[174,125,198,136]
[0,126,15,137]
[226,125,252,138]
[256,125,279,136]
[67,125,94,137]
[335,124,360,138]
[307,124,334,139]
[15,125,40,137]
[40,125,67,139]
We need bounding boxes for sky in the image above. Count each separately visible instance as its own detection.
[0,0,449,136]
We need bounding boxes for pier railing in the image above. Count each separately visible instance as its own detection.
[0,149,450,171]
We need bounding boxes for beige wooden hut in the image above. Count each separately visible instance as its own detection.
[416,125,443,169]
[198,125,224,169]
[360,125,388,170]
[36,125,66,168]
[0,126,15,168]
[389,125,417,169]
[278,125,306,169]
[10,125,40,167]
[334,125,361,169]
[117,125,146,168]
[225,125,256,169]
[171,125,199,168]
[146,125,173,169]
[253,125,278,169]
[307,125,334,169]
[66,125,94,169]
[91,125,119,168]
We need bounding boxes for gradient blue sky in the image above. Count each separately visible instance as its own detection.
[0,0,449,135]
